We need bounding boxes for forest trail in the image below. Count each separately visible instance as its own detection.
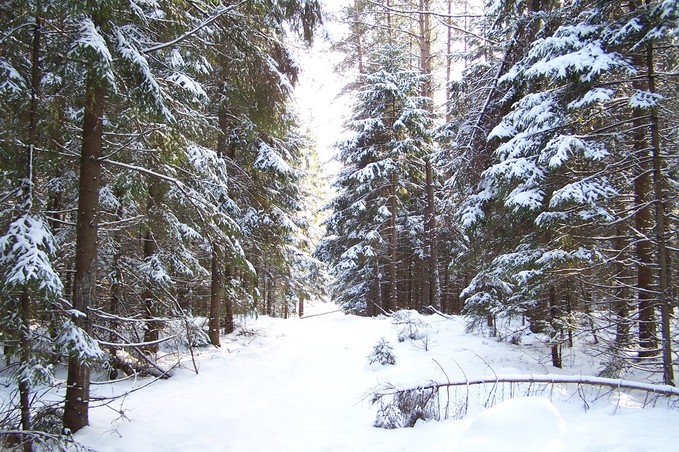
[77,306,679,451]
[81,307,396,450]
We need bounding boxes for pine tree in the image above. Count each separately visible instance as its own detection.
[320,45,432,314]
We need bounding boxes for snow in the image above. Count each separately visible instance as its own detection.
[73,303,679,451]
[0,60,26,94]
[456,397,566,451]
[0,214,63,296]
[629,90,664,109]
[71,18,115,87]
[56,319,106,362]
[567,88,614,110]
[254,141,293,175]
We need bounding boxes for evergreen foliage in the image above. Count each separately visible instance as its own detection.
[324,0,678,386]
[368,337,396,366]
[0,0,325,443]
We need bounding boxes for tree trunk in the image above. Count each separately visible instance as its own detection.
[372,259,382,316]
[107,186,126,378]
[565,280,574,348]
[353,1,365,74]
[266,270,274,316]
[626,0,657,361]
[613,224,631,348]
[386,173,398,312]
[549,285,562,369]
[384,0,392,44]
[647,41,674,385]
[298,293,305,318]
[18,9,41,451]
[142,229,160,353]
[19,291,33,452]
[224,265,235,334]
[445,0,452,122]
[633,100,657,358]
[418,0,439,310]
[425,159,440,309]
[208,246,222,347]
[64,76,105,433]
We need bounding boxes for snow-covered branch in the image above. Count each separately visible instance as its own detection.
[142,1,247,54]
[371,373,679,428]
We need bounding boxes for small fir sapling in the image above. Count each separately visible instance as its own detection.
[368,337,396,366]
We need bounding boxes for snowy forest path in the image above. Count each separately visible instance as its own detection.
[84,309,396,450]
[77,308,679,451]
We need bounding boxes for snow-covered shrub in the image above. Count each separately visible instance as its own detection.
[368,338,396,366]
[373,386,439,428]
[391,310,430,343]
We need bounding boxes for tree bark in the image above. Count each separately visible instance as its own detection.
[18,9,41,451]
[208,246,222,346]
[142,229,161,353]
[353,1,365,74]
[266,268,274,316]
[372,259,382,316]
[224,265,235,333]
[647,41,674,385]
[19,291,33,452]
[419,0,440,310]
[445,0,453,122]
[613,224,631,348]
[107,191,124,378]
[425,159,440,309]
[549,285,562,368]
[386,173,398,312]
[63,75,105,433]
[298,293,305,318]
[384,0,392,44]
[632,89,657,358]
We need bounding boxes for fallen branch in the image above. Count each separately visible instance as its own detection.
[426,305,454,319]
[370,373,679,429]
[374,374,679,398]
[300,309,343,319]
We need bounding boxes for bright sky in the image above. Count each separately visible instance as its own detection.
[294,0,353,179]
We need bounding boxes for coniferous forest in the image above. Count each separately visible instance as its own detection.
[2,0,679,449]
[320,0,678,387]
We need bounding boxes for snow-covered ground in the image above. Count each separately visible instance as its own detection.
[77,303,679,451]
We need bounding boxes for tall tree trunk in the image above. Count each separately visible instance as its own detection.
[625,0,657,361]
[632,91,657,358]
[613,224,631,348]
[64,76,105,433]
[418,0,433,100]
[18,8,42,450]
[372,259,382,315]
[353,1,365,74]
[298,293,305,318]
[107,193,124,378]
[209,245,222,347]
[549,285,562,368]
[384,0,392,44]
[142,229,160,353]
[266,269,274,316]
[425,159,440,309]
[386,173,397,312]
[419,0,440,309]
[224,265,235,334]
[19,291,33,452]
[445,0,452,122]
[647,41,674,385]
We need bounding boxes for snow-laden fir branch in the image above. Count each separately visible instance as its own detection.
[142,1,247,54]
